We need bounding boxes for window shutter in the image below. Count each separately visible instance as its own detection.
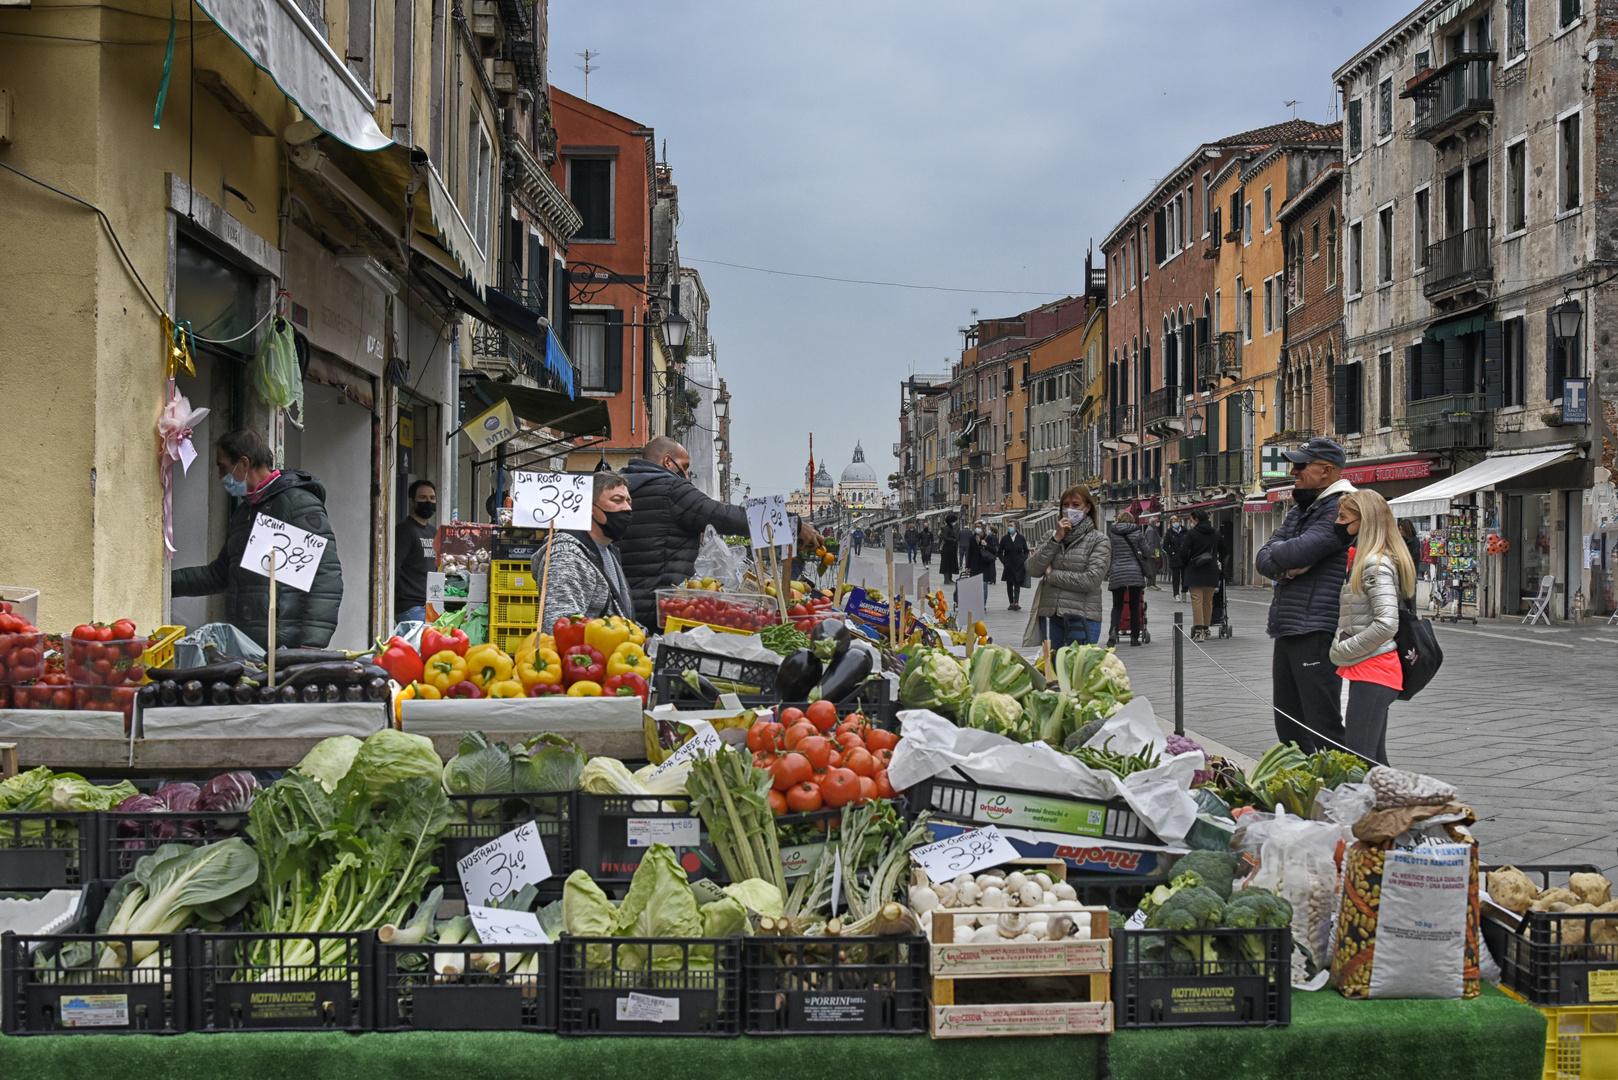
[1211,208,1221,249]
[552,262,571,344]
[1207,399,1220,449]
[527,234,547,307]
[1405,344,1422,409]
[1142,342,1152,395]
[1153,209,1167,263]
[1483,321,1505,409]
[1442,337,1466,395]
[1420,338,1444,400]
[604,310,624,392]
[1334,363,1352,433]
[1545,309,1566,399]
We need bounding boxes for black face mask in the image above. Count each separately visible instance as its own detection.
[413,500,437,520]
[1334,522,1355,547]
[599,508,633,542]
[1292,486,1320,510]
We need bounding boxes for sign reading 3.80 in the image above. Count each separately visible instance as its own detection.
[509,471,593,531]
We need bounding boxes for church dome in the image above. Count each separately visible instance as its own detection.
[840,442,878,485]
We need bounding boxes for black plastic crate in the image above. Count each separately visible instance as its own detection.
[742,934,928,1034]
[2,929,191,1034]
[191,931,373,1031]
[99,810,252,884]
[433,792,576,901]
[651,643,779,702]
[558,936,741,1036]
[572,794,725,885]
[1113,926,1291,1028]
[913,774,1161,845]
[1480,863,1615,1006]
[374,941,557,1032]
[1066,870,1169,912]
[0,811,100,890]
[775,687,899,729]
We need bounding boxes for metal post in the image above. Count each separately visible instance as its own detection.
[1173,610,1184,736]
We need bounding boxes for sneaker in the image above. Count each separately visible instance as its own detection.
[1008,603,1020,611]
[1148,584,1162,591]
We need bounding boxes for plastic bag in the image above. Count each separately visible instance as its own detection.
[252,316,304,427]
[1234,809,1346,984]
[693,525,747,591]
[1313,781,1375,828]
[175,622,268,667]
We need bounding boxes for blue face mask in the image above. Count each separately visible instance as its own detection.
[221,472,248,498]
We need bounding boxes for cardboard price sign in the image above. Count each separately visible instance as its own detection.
[745,495,791,551]
[509,471,592,530]
[456,821,554,906]
[240,514,329,593]
[466,906,551,945]
[910,825,1020,881]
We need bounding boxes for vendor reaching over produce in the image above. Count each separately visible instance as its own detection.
[618,435,822,627]
[532,471,636,628]
[172,428,344,649]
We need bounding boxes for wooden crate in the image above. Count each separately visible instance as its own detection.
[927,904,1113,1038]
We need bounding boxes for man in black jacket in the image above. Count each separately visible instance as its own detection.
[1254,437,1356,753]
[618,436,820,628]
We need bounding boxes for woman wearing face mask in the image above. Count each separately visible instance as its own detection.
[1329,491,1416,766]
[1022,485,1109,648]
[533,471,637,628]
[172,428,345,649]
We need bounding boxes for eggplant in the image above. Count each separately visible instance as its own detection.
[233,682,257,705]
[358,663,392,683]
[277,685,300,704]
[283,661,365,688]
[272,648,356,670]
[775,648,823,701]
[322,683,342,703]
[137,683,159,708]
[363,677,389,702]
[156,679,180,706]
[180,680,205,706]
[809,619,852,664]
[816,646,873,704]
[164,661,246,685]
[257,684,279,704]
[208,681,233,706]
[342,684,364,702]
[299,684,323,703]
[677,668,722,706]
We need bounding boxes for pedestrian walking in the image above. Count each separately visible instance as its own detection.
[904,524,919,564]
[851,526,864,555]
[1023,485,1109,648]
[982,525,1001,589]
[1181,509,1223,642]
[1254,437,1356,754]
[1142,519,1163,590]
[1398,519,1423,581]
[919,524,935,568]
[1164,515,1189,600]
[960,522,991,610]
[1330,491,1417,767]
[939,513,960,582]
[1105,511,1150,647]
[1000,520,1029,610]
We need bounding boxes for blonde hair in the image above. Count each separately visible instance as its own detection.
[1059,484,1095,513]
[1339,491,1415,598]
[1117,510,1135,524]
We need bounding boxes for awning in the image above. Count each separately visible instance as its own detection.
[1427,312,1486,342]
[1342,458,1433,485]
[419,261,572,396]
[1242,495,1274,514]
[1389,449,1575,518]
[1175,497,1238,512]
[1267,483,1295,502]
[196,0,390,151]
[463,375,609,440]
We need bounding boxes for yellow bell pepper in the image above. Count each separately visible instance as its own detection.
[584,616,643,657]
[518,629,556,656]
[393,681,442,725]
[565,680,603,697]
[423,650,468,693]
[606,641,653,678]
[516,648,563,689]
[486,679,526,699]
[464,643,515,689]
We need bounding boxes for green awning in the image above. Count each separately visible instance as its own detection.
[1427,313,1485,342]
[465,376,609,440]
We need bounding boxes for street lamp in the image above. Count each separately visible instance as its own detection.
[1188,410,1206,437]
[662,307,690,350]
[1550,296,1583,342]
[714,397,728,420]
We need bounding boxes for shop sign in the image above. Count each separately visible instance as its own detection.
[1563,378,1589,424]
[1342,459,1433,485]
[462,398,518,452]
[1260,445,1290,477]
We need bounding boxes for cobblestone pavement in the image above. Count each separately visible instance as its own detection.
[851,549,1618,873]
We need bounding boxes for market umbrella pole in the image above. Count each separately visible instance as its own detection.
[537,522,556,626]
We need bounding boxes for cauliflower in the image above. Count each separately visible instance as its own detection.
[898,648,972,716]
[1165,733,1205,758]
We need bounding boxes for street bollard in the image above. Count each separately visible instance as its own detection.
[1173,610,1184,736]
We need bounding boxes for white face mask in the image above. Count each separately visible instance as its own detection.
[1064,507,1086,524]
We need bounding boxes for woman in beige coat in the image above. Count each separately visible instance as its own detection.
[1023,484,1111,648]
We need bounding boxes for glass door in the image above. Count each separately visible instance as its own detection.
[1515,492,1553,613]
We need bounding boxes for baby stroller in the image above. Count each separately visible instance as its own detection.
[1210,573,1233,639]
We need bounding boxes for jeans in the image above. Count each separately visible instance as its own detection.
[853,540,862,554]
[1043,615,1101,648]
[906,544,916,563]
[1272,631,1344,754]
[1343,679,1398,765]
[398,605,427,625]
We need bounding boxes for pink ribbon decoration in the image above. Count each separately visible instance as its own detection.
[158,379,210,555]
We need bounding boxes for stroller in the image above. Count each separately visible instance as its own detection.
[1210,573,1233,639]
[1114,594,1150,645]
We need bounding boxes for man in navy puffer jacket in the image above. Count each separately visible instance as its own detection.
[1254,438,1356,753]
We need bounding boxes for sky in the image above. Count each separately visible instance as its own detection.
[547,0,1416,499]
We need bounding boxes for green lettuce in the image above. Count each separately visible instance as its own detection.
[295,735,364,794]
[0,766,57,811]
[51,778,138,812]
[722,879,783,920]
[562,869,617,969]
[616,844,706,969]
[347,729,442,803]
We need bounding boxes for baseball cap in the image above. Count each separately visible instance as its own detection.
[1281,436,1347,468]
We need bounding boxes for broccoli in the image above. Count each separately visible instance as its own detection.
[1137,870,1200,917]
[1168,850,1240,901]
[1222,887,1294,969]
[1146,884,1226,971]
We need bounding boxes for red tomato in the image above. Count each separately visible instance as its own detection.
[828,749,845,770]
[111,619,137,640]
[865,728,899,753]
[835,718,864,738]
[767,789,788,816]
[771,752,813,791]
[785,782,823,813]
[820,768,860,808]
[755,751,778,769]
[796,735,832,771]
[94,625,114,642]
[51,688,75,710]
[873,769,896,799]
[783,721,817,750]
[806,700,838,731]
[124,639,146,659]
[837,733,866,754]
[745,722,773,753]
[72,624,97,641]
[873,747,894,768]
[778,707,806,728]
[843,747,876,778]
[856,776,877,804]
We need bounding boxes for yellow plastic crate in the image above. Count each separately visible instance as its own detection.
[663,616,760,637]
[1541,1005,1618,1080]
[491,626,533,656]
[492,596,539,626]
[490,561,538,594]
[141,625,186,669]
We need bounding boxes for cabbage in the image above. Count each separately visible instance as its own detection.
[0,766,58,811]
[580,757,648,795]
[443,731,515,816]
[346,729,442,803]
[723,879,783,920]
[615,844,706,969]
[562,869,617,969]
[50,778,139,812]
[633,758,690,796]
[518,733,586,792]
[295,735,364,793]
[700,894,749,938]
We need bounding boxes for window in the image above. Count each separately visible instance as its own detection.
[1242,288,1254,344]
[1327,210,1338,286]
[1504,316,1527,406]
[1560,112,1582,211]
[468,112,493,253]
[1508,0,1526,58]
[1561,0,1581,28]
[572,312,608,388]
[1128,239,1136,288]
[1378,206,1393,284]
[1347,97,1363,157]
[1348,220,1363,294]
[1263,186,1273,232]
[1379,77,1394,137]
[1213,289,1222,335]
[1141,224,1150,278]
[1311,219,1320,256]
[1262,278,1273,334]
[1378,351,1393,427]
[1334,360,1364,434]
[1507,140,1527,232]
[1414,188,1430,268]
[1243,201,1253,244]
[569,157,614,240]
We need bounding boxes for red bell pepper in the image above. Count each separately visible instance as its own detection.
[601,672,648,704]
[376,636,423,685]
[421,626,469,658]
[561,644,605,686]
[553,615,590,656]
[446,680,484,699]
[526,682,566,697]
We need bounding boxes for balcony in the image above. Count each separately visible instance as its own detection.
[1408,54,1494,144]
[1400,393,1494,451]
[1169,461,1197,494]
[1111,404,1138,441]
[1142,386,1185,429]
[1424,227,1492,301]
[968,452,991,469]
[1196,333,1242,389]
[1194,450,1247,488]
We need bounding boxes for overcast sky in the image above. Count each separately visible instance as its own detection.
[548,0,1414,499]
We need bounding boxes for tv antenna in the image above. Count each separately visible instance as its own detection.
[577,49,600,99]
[1284,99,1299,119]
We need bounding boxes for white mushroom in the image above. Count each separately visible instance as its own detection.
[954,914,979,935]
[1045,914,1075,940]
[953,874,976,889]
[956,880,982,906]
[997,912,1029,937]
[980,886,1008,909]
[910,885,940,915]
[969,925,1002,944]
[1031,872,1054,890]
[935,882,959,908]
[1017,881,1043,908]
[975,873,1005,892]
[1052,881,1078,902]
[1041,890,1059,907]
[1014,933,1040,942]
[1026,917,1050,940]
[1004,872,1029,893]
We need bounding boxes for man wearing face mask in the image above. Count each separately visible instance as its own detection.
[533,471,637,627]
[618,436,822,628]
[394,480,439,624]
[172,428,344,649]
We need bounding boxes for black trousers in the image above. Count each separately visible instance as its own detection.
[1271,631,1343,753]
[1109,586,1143,642]
[1169,565,1185,595]
[1343,678,1397,766]
[1006,577,1022,605]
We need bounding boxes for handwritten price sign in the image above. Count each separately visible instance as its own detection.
[466,906,551,945]
[456,820,553,906]
[909,825,1020,882]
[239,514,329,593]
[509,471,592,530]
[745,495,791,551]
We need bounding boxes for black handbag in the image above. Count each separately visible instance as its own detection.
[1393,598,1443,700]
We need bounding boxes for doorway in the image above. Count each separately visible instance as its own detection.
[1509,493,1553,614]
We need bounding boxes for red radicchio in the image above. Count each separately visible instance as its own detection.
[197,771,260,813]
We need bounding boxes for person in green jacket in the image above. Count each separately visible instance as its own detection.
[172,428,344,649]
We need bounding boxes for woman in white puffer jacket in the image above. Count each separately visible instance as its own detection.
[1329,490,1417,766]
